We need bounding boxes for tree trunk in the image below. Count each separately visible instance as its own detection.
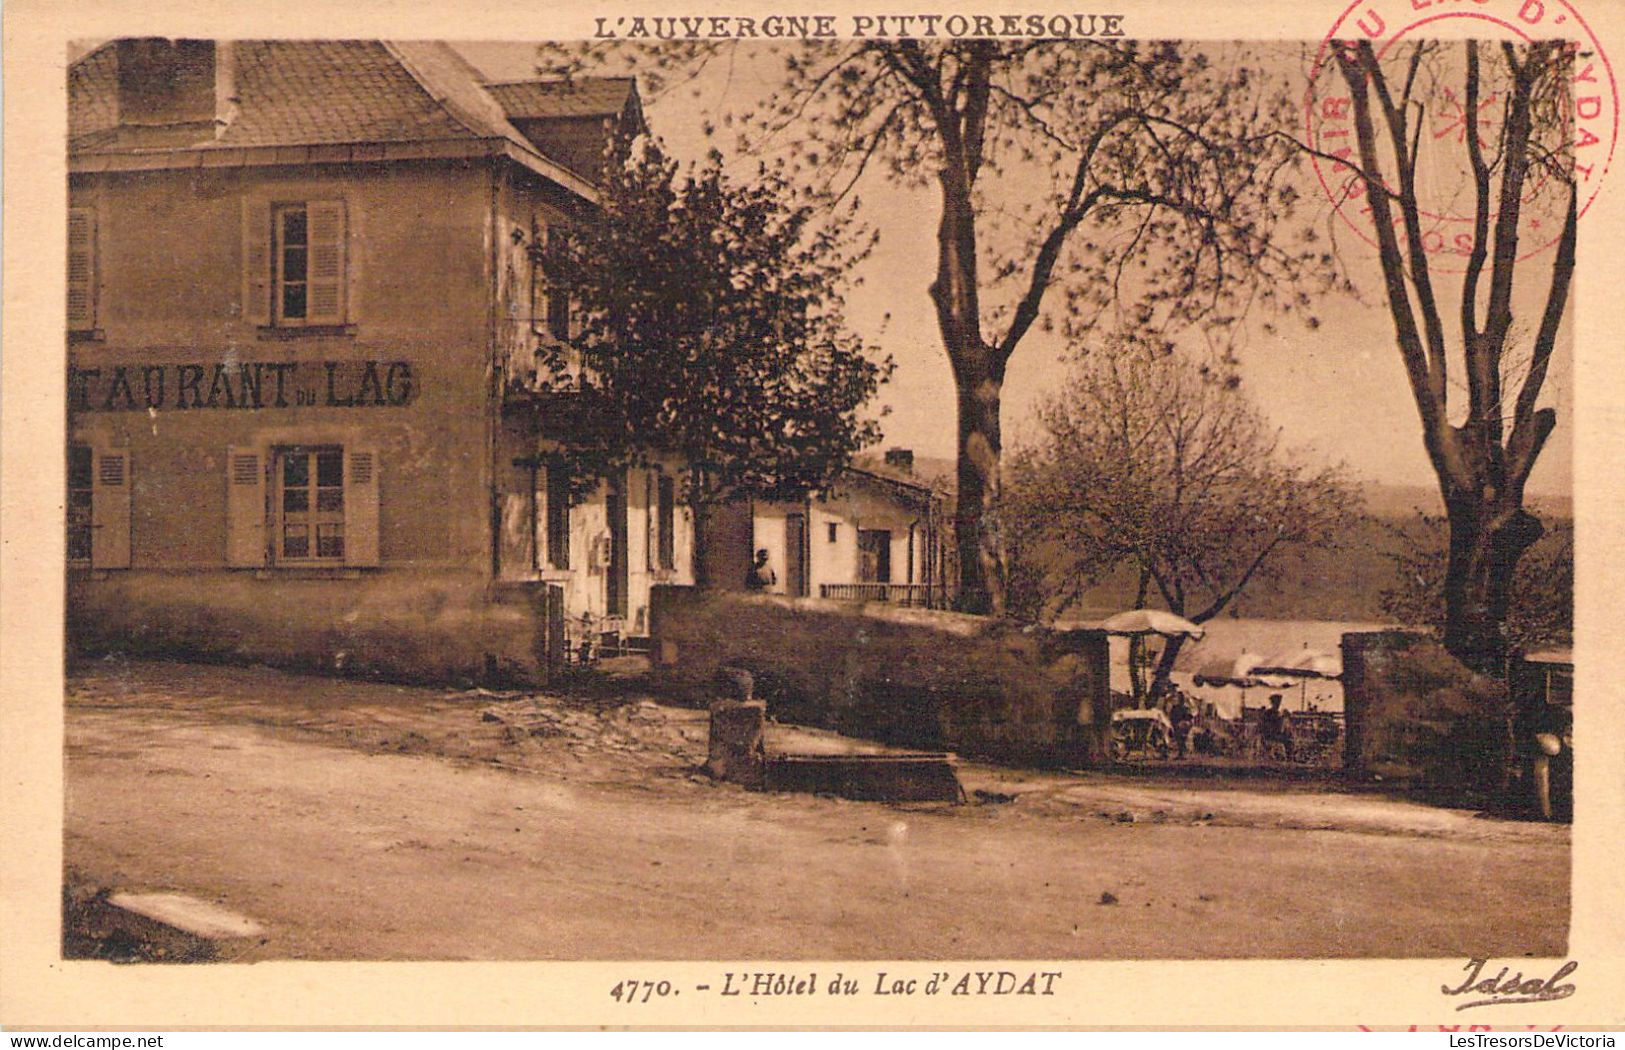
[953,362,1005,615]
[1149,633,1190,699]
[921,110,1009,618]
[1441,487,1544,672]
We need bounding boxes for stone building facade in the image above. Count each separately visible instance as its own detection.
[67,39,693,681]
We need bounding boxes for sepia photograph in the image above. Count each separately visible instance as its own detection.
[5,0,1623,1031]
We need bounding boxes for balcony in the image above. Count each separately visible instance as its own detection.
[819,582,958,610]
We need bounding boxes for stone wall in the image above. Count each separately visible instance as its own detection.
[1341,630,1515,797]
[650,586,1112,766]
[68,570,545,686]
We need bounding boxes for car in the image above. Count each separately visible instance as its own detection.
[1516,650,1573,821]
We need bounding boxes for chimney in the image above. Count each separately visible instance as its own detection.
[884,448,915,474]
[113,39,234,148]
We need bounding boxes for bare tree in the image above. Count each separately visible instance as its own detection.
[541,41,1325,615]
[1005,341,1356,694]
[1320,39,1575,669]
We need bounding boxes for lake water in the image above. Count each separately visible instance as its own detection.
[1090,616,1401,718]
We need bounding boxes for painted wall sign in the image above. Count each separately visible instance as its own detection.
[68,360,418,412]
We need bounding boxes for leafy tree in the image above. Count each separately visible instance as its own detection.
[1005,340,1357,694]
[1315,40,1575,669]
[532,132,891,512]
[540,41,1328,615]
[1382,512,1572,654]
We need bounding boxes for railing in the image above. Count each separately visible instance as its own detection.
[819,582,958,609]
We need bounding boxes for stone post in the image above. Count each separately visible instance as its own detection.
[707,699,766,788]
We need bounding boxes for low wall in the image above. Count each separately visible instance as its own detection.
[1341,630,1514,797]
[650,586,1112,766]
[68,570,545,686]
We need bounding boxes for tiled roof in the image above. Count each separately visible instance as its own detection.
[851,453,957,494]
[232,41,488,147]
[485,77,636,120]
[70,41,477,151]
[68,39,633,191]
[67,44,120,147]
[383,42,529,148]
[843,465,938,500]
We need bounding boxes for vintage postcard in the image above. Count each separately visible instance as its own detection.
[3,0,1624,1031]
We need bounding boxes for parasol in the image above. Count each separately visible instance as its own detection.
[1099,609,1206,640]
[1253,648,1343,679]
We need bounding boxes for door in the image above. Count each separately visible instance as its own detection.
[542,584,566,670]
[607,474,629,618]
[785,512,808,597]
[858,529,891,584]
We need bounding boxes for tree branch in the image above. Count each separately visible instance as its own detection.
[1337,44,1456,483]
[1461,41,1492,345]
[1191,533,1283,623]
[1507,184,1575,492]
[994,109,1138,359]
[1358,42,1451,411]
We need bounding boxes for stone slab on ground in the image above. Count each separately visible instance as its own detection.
[108,891,266,939]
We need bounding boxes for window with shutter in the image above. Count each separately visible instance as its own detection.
[273,447,346,563]
[238,445,379,569]
[68,208,97,331]
[266,200,347,327]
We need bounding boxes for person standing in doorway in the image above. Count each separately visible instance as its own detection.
[745,549,777,592]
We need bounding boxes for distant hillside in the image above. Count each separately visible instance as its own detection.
[858,459,1573,520]
[1358,482,1572,520]
[1036,481,1573,623]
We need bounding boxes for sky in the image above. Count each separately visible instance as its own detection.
[459,41,1574,500]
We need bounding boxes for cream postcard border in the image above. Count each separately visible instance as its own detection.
[4,0,1623,1029]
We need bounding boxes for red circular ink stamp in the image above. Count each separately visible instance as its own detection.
[1305,0,1617,268]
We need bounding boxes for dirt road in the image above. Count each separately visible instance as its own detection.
[64,658,1569,960]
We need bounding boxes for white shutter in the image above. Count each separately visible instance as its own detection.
[241,198,272,326]
[345,446,379,567]
[68,208,97,331]
[225,445,267,567]
[306,201,347,325]
[90,445,131,569]
[676,501,692,579]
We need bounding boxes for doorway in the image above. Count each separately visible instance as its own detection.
[858,529,891,584]
[785,512,809,597]
[606,474,629,618]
